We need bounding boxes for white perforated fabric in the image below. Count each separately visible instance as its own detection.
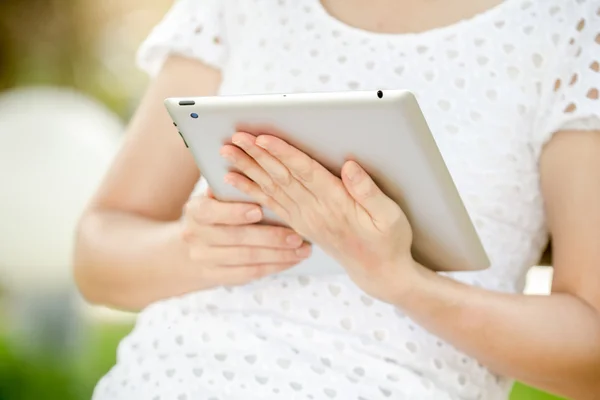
[95,1,600,399]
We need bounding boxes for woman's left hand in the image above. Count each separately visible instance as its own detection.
[220,131,420,303]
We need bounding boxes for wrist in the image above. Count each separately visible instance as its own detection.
[385,256,434,307]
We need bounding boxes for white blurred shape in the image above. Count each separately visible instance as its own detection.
[0,86,123,295]
[523,266,553,295]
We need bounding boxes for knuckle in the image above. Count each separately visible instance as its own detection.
[259,178,278,196]
[273,168,292,186]
[293,159,315,182]
[381,207,404,231]
[305,159,318,178]
[273,227,293,245]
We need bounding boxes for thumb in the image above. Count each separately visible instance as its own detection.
[341,161,399,225]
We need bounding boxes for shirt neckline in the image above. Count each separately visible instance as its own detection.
[311,0,518,41]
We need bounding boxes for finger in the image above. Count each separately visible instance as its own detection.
[221,143,294,207]
[341,160,401,227]
[229,133,315,206]
[185,195,263,225]
[206,187,215,198]
[205,243,312,266]
[215,263,297,285]
[199,224,305,248]
[254,134,343,197]
[224,171,289,220]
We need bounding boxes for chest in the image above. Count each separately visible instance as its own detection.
[222,0,550,117]
[319,0,504,34]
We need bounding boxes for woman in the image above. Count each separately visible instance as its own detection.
[75,0,600,399]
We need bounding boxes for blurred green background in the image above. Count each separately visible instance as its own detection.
[0,0,566,399]
[0,321,565,400]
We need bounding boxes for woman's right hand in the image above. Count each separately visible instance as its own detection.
[181,190,312,287]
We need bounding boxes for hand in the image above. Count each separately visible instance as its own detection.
[181,189,312,287]
[220,132,419,303]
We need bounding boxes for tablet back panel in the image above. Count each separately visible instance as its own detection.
[166,90,489,273]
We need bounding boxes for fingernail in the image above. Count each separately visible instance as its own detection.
[286,234,303,246]
[296,245,312,257]
[246,208,262,220]
[345,162,362,182]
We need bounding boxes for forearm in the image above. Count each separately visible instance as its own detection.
[396,264,600,399]
[74,210,205,311]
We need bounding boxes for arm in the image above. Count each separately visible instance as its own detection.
[221,129,600,399]
[74,56,221,311]
[391,130,600,399]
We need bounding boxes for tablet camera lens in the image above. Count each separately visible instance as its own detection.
[377,90,383,99]
[190,113,198,119]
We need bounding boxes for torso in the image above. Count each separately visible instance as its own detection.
[96,1,586,399]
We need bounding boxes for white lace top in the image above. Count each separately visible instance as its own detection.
[94,1,600,399]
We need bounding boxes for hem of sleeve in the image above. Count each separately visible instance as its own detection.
[134,0,227,78]
[136,42,225,78]
[534,114,600,159]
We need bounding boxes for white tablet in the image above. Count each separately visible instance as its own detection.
[165,90,489,272]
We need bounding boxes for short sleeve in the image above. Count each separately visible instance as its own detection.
[534,1,600,152]
[136,0,228,77]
